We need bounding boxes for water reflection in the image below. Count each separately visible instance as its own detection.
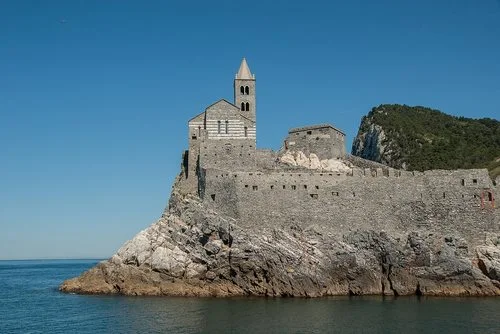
[94,295,500,334]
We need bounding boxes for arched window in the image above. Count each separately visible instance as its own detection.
[241,102,245,111]
[246,102,250,111]
[244,126,248,137]
[245,86,249,95]
[240,86,244,94]
[225,120,229,134]
[217,120,221,134]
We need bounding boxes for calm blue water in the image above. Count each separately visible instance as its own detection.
[0,259,499,333]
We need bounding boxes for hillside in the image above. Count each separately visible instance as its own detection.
[351,104,500,175]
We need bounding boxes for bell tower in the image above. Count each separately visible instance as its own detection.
[234,58,256,124]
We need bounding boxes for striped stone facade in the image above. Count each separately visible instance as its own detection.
[184,60,258,189]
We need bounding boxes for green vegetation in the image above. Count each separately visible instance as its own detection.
[362,104,500,174]
[487,158,500,181]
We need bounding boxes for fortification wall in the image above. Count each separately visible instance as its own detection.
[254,149,279,170]
[198,139,256,171]
[345,154,394,172]
[201,168,498,249]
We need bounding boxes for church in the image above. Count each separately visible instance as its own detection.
[183,59,347,194]
[186,59,258,177]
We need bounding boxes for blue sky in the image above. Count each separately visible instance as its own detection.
[1,0,499,259]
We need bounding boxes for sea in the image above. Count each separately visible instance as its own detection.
[0,259,499,334]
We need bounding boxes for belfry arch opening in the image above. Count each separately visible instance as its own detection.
[245,86,249,95]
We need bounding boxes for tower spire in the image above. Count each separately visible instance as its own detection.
[236,58,254,79]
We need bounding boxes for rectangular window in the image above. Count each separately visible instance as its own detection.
[225,120,229,134]
[253,186,258,190]
[310,194,318,199]
[291,185,296,190]
[244,126,248,137]
[217,121,221,134]
[473,179,478,184]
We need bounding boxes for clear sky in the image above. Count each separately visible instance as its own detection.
[1,0,499,260]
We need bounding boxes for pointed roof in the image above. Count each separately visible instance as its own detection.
[236,58,254,80]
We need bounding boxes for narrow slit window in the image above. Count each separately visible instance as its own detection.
[217,120,221,134]
[244,126,248,137]
[225,120,229,134]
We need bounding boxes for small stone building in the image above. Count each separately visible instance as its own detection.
[285,124,346,160]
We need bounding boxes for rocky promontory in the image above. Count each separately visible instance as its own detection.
[352,104,500,173]
[61,186,500,297]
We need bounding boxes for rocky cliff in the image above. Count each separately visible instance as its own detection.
[61,176,500,297]
[352,104,500,172]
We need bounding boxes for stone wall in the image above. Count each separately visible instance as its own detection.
[345,154,394,172]
[285,125,345,160]
[199,139,256,171]
[201,168,498,249]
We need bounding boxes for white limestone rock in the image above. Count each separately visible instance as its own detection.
[150,246,189,278]
[185,263,207,279]
[117,230,151,266]
[309,153,321,169]
[279,152,297,166]
[295,151,309,166]
[280,150,351,173]
[476,245,500,281]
